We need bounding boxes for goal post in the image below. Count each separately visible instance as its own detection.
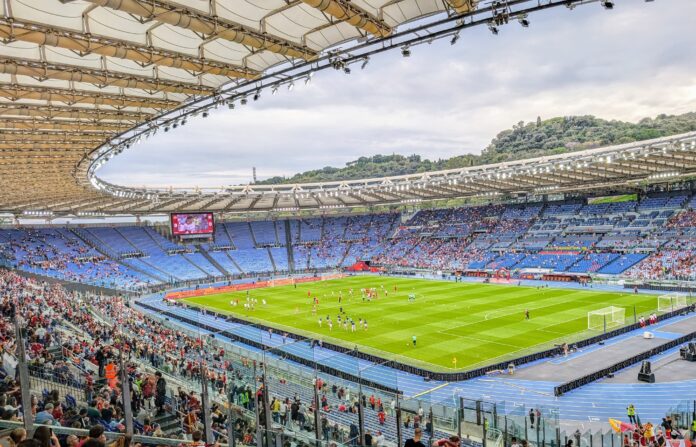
[658,292,688,313]
[588,306,626,331]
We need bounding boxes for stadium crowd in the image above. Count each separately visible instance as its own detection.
[1,270,451,447]
[2,191,696,290]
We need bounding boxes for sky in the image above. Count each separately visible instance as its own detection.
[100,0,696,188]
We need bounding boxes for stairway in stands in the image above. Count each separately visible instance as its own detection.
[284,220,295,273]
[197,245,230,276]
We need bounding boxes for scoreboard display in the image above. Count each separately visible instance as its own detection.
[170,212,214,236]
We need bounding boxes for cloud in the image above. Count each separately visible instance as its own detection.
[100,0,696,187]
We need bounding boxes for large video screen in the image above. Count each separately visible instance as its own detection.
[170,212,214,236]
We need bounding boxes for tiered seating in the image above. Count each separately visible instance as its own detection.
[225,222,256,248]
[625,249,696,281]
[117,227,154,252]
[4,190,696,287]
[250,220,279,246]
[488,253,526,269]
[547,235,599,250]
[300,218,322,242]
[544,202,582,216]
[293,244,311,270]
[82,227,141,257]
[269,247,289,271]
[0,228,154,288]
[207,223,234,249]
[230,248,274,273]
[501,204,543,220]
[567,253,619,273]
[310,242,347,269]
[597,253,648,274]
[184,252,221,276]
[512,253,580,271]
[207,250,241,274]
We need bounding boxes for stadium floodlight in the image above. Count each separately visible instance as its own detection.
[202,111,208,118]
[228,102,235,109]
[240,96,248,105]
[518,14,530,27]
[253,90,261,101]
[488,23,499,34]
[601,0,614,9]
[588,306,625,331]
[401,46,411,57]
[450,32,460,45]
[288,81,294,91]
[343,66,351,74]
[304,75,311,85]
[164,126,169,132]
[658,293,688,313]
[272,85,279,95]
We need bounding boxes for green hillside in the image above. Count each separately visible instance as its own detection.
[258,112,696,184]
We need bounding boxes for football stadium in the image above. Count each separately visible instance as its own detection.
[0,2,695,447]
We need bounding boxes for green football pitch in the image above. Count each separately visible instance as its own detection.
[181,276,659,371]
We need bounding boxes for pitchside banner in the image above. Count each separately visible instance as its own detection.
[165,273,346,300]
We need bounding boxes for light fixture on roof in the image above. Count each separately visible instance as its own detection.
[253,90,261,101]
[288,81,294,91]
[343,66,351,74]
[601,0,614,9]
[272,85,279,95]
[360,57,370,69]
[401,46,411,57]
[164,126,169,132]
[240,96,248,105]
[518,14,529,27]
[202,111,208,118]
[228,102,235,109]
[304,75,312,85]
[488,23,499,35]
[450,32,460,45]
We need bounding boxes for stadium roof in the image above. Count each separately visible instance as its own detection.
[2,0,692,217]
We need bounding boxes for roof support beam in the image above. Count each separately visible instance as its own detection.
[0,132,107,143]
[0,57,214,95]
[0,102,153,121]
[83,0,316,60]
[0,18,259,79]
[0,143,94,150]
[300,0,392,37]
[148,197,188,212]
[0,118,131,132]
[0,84,178,109]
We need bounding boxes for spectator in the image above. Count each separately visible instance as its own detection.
[404,428,425,447]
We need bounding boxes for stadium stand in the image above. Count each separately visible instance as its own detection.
[3,190,696,287]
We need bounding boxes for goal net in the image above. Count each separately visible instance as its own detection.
[658,293,688,312]
[588,306,626,331]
